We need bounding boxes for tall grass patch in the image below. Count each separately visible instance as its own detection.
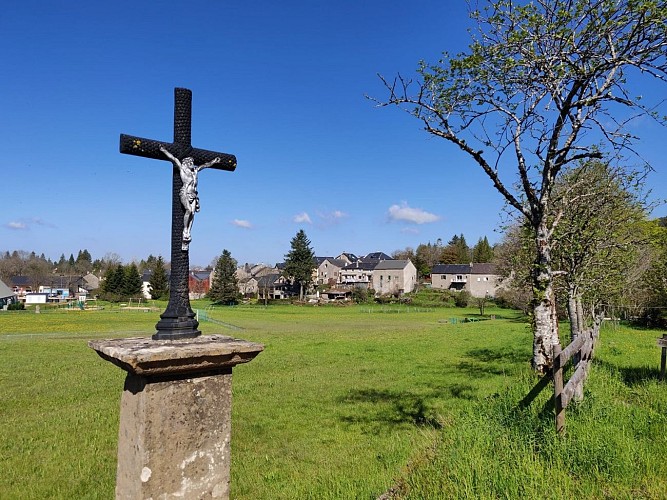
[392,322,667,499]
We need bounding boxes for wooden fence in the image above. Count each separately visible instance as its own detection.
[552,322,600,434]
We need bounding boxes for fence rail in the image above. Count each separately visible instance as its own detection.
[552,322,600,434]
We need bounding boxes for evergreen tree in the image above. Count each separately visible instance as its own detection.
[148,256,169,300]
[472,236,494,263]
[283,229,315,300]
[103,264,124,299]
[208,250,239,305]
[123,263,143,298]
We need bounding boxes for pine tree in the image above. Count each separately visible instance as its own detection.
[208,250,239,305]
[123,263,143,298]
[472,236,494,263]
[283,229,315,300]
[103,264,124,299]
[148,256,169,300]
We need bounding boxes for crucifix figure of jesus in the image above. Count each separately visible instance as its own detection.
[119,88,236,340]
[159,145,221,250]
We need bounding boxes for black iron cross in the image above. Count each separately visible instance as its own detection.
[120,87,236,340]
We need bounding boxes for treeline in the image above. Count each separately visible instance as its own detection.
[99,256,169,302]
[393,234,495,277]
[0,249,171,302]
[490,160,667,330]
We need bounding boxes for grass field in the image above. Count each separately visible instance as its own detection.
[1,303,665,499]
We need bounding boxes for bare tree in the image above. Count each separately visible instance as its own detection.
[373,0,666,373]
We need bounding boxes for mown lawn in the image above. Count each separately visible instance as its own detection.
[0,304,664,499]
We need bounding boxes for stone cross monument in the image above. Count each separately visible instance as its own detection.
[119,87,236,340]
[89,88,263,499]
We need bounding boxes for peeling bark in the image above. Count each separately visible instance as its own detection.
[532,222,560,374]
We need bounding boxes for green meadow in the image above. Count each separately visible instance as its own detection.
[1,304,665,499]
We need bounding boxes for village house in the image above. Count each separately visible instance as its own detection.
[189,271,211,299]
[256,273,293,300]
[335,252,359,265]
[315,257,348,286]
[430,263,500,298]
[339,261,377,289]
[372,260,417,296]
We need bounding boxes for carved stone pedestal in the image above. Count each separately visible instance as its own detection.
[89,335,263,499]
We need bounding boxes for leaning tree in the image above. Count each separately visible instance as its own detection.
[375,0,666,373]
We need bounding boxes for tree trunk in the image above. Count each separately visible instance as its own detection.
[567,287,580,341]
[567,289,585,402]
[532,222,560,374]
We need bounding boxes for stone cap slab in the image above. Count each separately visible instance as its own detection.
[89,335,264,377]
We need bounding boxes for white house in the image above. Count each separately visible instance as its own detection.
[431,263,500,298]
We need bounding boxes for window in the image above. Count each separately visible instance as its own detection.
[442,275,447,280]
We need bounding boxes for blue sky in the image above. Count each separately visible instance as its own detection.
[2,1,666,268]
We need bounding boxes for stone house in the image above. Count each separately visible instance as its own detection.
[339,261,377,289]
[315,258,348,286]
[372,260,417,296]
[256,273,293,300]
[430,263,500,298]
[238,277,259,297]
[336,252,359,265]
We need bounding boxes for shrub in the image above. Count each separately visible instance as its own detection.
[7,302,25,311]
[454,290,471,308]
[351,287,370,304]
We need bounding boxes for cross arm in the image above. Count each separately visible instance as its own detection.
[119,134,237,172]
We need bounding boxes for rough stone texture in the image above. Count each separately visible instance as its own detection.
[117,370,233,499]
[89,335,263,499]
[89,335,264,376]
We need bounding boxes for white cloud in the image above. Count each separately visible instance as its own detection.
[294,212,312,224]
[7,221,26,230]
[232,219,253,229]
[316,210,348,225]
[388,202,440,224]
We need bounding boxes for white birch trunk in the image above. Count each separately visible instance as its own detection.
[532,222,560,374]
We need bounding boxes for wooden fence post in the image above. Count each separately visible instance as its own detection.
[659,334,667,382]
[553,344,565,434]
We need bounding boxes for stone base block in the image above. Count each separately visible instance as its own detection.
[89,335,263,500]
[118,370,232,499]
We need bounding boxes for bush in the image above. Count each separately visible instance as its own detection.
[351,287,370,304]
[7,302,25,311]
[454,290,471,308]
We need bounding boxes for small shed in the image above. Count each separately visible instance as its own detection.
[0,279,17,307]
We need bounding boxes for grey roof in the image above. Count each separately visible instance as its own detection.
[342,261,378,271]
[10,276,30,287]
[190,271,211,281]
[0,279,16,299]
[256,273,282,287]
[362,252,393,261]
[321,258,348,268]
[432,264,471,274]
[374,259,412,270]
[471,263,497,275]
[338,252,359,263]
